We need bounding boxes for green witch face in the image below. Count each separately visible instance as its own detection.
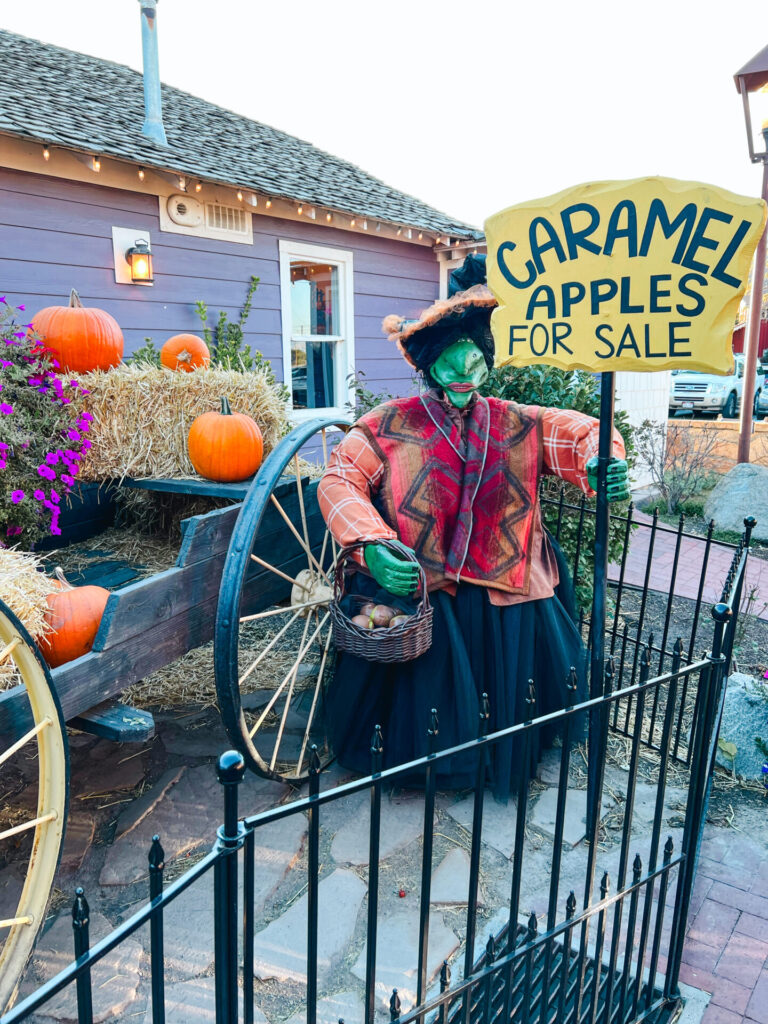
[429,337,490,409]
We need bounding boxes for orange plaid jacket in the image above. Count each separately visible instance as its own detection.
[318,400,625,603]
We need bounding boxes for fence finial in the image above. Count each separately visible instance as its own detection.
[566,891,576,919]
[389,987,402,1020]
[440,959,451,991]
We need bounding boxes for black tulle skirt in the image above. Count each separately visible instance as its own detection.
[326,540,588,798]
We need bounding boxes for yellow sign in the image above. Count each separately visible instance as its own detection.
[485,177,766,374]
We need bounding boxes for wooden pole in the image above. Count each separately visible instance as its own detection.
[738,156,768,463]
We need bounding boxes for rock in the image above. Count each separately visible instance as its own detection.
[161,814,307,978]
[100,764,284,886]
[703,463,768,541]
[630,783,688,826]
[715,672,768,780]
[351,905,459,1009]
[442,792,518,859]
[330,790,425,866]
[142,977,253,1024]
[285,990,364,1024]
[530,788,615,847]
[32,911,142,1023]
[252,868,366,984]
[115,768,185,839]
[58,814,95,875]
[430,848,483,906]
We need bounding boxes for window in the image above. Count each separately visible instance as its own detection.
[279,240,354,418]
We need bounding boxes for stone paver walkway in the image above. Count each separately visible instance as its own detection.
[609,510,768,620]
[10,716,768,1023]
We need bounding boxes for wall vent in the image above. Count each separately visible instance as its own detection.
[206,203,249,234]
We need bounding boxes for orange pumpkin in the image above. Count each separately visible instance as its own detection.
[32,290,123,373]
[38,568,110,668]
[160,334,210,372]
[188,397,263,482]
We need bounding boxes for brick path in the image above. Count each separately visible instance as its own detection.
[609,511,768,621]
[678,828,768,1024]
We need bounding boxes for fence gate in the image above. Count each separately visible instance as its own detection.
[1,509,752,1024]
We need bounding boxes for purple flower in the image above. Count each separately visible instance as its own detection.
[61,474,74,486]
[50,489,60,503]
[67,428,81,442]
[50,524,61,536]
[45,452,59,465]
[6,526,23,537]
[17,305,25,311]
[10,490,24,504]
[37,465,56,481]
[33,489,45,501]
[0,403,12,415]
[81,439,92,450]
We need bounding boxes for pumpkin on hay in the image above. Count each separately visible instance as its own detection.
[31,290,123,373]
[37,568,110,668]
[187,397,264,482]
[160,334,210,372]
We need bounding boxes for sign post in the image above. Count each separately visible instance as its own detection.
[485,176,765,829]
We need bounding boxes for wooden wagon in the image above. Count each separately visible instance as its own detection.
[0,417,347,1009]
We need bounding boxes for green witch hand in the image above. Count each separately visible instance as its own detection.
[586,457,630,503]
[364,542,420,597]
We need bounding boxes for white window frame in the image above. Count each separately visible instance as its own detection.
[279,239,355,421]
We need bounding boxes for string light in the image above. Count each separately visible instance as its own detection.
[265,199,272,209]
[195,181,202,193]
[237,190,244,201]
[362,219,368,230]
[92,155,101,172]
[137,167,146,182]
[42,146,50,161]
[396,227,402,236]
[326,212,332,222]
[178,175,187,191]
[418,232,423,240]
[297,204,303,215]
[350,218,356,227]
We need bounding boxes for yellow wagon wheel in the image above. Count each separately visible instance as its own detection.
[0,598,68,1013]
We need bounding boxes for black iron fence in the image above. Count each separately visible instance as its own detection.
[1,503,754,1024]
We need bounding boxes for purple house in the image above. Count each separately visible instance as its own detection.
[0,21,482,423]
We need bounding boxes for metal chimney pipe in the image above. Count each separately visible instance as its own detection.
[138,0,168,146]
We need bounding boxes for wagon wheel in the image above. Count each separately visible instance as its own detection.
[215,417,350,783]
[0,599,68,1012]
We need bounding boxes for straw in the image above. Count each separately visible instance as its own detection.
[0,548,58,689]
[70,365,290,482]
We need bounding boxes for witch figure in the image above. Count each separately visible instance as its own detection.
[317,255,629,796]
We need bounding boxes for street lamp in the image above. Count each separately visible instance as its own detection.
[734,45,768,463]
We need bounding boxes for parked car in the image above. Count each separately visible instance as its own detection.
[756,382,768,419]
[668,355,765,418]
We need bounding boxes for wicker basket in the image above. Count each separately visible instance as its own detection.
[330,539,433,663]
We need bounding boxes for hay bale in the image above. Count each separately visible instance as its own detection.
[71,365,290,482]
[0,548,58,689]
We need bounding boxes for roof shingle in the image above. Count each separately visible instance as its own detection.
[0,30,481,239]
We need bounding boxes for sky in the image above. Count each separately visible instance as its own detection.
[3,0,768,229]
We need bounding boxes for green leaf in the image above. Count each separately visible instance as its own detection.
[717,738,738,760]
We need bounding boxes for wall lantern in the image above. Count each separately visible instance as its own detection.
[733,44,768,463]
[125,239,154,284]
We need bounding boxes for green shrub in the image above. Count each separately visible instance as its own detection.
[479,365,636,610]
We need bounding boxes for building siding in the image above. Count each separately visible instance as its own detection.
[0,168,438,398]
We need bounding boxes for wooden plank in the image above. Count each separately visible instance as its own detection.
[71,702,155,743]
[122,476,254,499]
[0,548,320,739]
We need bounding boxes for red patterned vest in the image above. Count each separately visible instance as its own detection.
[356,394,542,595]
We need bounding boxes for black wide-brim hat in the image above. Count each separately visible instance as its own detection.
[382,254,497,375]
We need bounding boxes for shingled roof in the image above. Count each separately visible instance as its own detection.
[0,30,481,239]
